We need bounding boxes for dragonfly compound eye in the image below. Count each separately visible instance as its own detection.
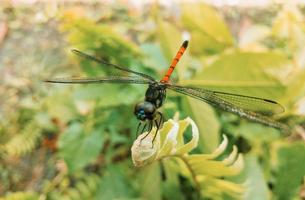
[134,101,156,121]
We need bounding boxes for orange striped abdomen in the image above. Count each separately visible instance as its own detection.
[161,40,188,83]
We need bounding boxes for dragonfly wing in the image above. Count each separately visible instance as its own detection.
[44,76,153,84]
[71,50,156,82]
[202,90,284,115]
[167,84,287,130]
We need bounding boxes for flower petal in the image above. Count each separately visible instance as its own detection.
[131,129,160,167]
[157,120,179,157]
[175,117,199,155]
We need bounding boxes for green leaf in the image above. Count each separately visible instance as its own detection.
[73,84,143,106]
[273,142,305,200]
[243,155,270,200]
[57,173,100,200]
[95,165,134,199]
[239,25,271,50]
[60,17,141,74]
[281,69,305,107]
[136,162,161,200]
[186,97,220,153]
[5,121,41,156]
[155,20,183,62]
[272,4,305,50]
[58,123,104,172]
[230,121,280,143]
[140,43,168,71]
[1,191,38,200]
[45,89,78,122]
[182,3,234,55]
[161,159,185,200]
[183,51,289,100]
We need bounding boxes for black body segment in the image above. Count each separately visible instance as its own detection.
[145,83,167,108]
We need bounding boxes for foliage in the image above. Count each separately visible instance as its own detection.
[3,120,41,156]
[58,122,105,172]
[1,2,305,200]
[273,142,305,200]
[44,172,101,200]
[0,191,38,200]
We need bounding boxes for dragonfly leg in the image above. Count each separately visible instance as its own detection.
[151,112,164,148]
[147,121,153,133]
[157,111,164,128]
[151,120,159,148]
[139,121,152,145]
[136,122,142,137]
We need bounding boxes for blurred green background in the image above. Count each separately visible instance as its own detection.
[1,1,305,200]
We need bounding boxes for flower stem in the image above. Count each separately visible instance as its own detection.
[174,155,201,199]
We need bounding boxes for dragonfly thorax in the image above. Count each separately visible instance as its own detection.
[144,83,166,108]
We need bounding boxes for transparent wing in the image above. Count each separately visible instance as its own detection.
[72,49,156,82]
[44,76,153,84]
[168,85,284,114]
[202,90,284,115]
[167,84,287,130]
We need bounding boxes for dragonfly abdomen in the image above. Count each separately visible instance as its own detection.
[161,40,188,83]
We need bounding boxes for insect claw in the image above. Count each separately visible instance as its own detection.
[136,122,142,137]
[151,113,163,148]
[139,121,153,146]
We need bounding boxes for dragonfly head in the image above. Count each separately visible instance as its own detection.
[134,101,156,121]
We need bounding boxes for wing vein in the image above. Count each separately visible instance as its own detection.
[71,49,156,82]
[44,76,152,84]
[167,84,288,130]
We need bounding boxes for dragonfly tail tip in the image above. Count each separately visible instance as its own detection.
[71,49,79,54]
[182,40,189,48]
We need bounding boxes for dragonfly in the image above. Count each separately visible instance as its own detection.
[45,40,288,144]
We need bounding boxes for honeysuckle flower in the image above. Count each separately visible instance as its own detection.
[131,116,245,199]
[131,117,199,167]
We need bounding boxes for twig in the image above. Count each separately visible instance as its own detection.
[173,155,201,199]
